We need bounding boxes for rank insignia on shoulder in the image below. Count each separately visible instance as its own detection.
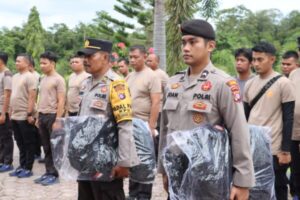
[200,70,209,78]
[226,80,241,102]
[171,83,181,90]
[201,81,212,91]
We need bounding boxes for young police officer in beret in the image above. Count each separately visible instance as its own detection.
[158,19,255,200]
[77,38,139,200]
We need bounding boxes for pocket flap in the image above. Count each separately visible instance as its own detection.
[163,99,179,110]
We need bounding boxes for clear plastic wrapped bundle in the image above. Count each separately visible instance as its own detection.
[162,125,231,200]
[249,125,276,200]
[51,116,156,182]
[51,115,118,181]
[129,118,156,184]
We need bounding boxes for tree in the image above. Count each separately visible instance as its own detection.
[153,0,166,70]
[93,0,154,46]
[165,0,218,74]
[24,6,45,62]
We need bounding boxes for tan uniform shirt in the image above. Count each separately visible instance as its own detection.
[289,68,300,141]
[158,63,255,188]
[67,71,90,113]
[10,71,37,120]
[38,72,66,114]
[244,71,295,154]
[79,68,139,167]
[31,71,40,89]
[126,67,161,121]
[153,68,169,111]
[0,68,12,113]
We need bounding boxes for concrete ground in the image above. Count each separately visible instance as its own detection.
[0,143,168,200]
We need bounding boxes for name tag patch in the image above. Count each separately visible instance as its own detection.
[193,93,211,100]
[167,92,179,98]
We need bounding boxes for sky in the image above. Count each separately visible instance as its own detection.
[0,0,298,30]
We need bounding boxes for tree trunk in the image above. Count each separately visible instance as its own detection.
[153,0,167,71]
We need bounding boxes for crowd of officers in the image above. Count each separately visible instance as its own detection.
[0,19,299,200]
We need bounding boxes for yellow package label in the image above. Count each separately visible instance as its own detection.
[110,80,133,123]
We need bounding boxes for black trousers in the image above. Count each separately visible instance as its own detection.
[0,113,13,165]
[273,155,289,200]
[68,112,78,117]
[33,125,42,157]
[38,113,58,177]
[129,180,153,200]
[11,120,36,170]
[291,140,300,197]
[78,179,125,200]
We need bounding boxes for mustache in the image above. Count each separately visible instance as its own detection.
[84,61,90,67]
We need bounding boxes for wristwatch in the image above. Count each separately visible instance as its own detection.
[27,112,33,117]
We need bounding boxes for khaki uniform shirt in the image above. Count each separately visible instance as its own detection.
[79,68,139,167]
[158,63,255,188]
[0,68,12,113]
[153,68,169,111]
[38,72,66,114]
[244,71,295,154]
[67,71,90,113]
[32,71,40,87]
[10,71,37,120]
[126,67,161,121]
[289,68,300,141]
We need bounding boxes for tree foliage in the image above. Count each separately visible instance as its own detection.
[24,6,45,62]
[0,5,299,77]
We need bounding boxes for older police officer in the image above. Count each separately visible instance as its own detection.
[77,38,139,200]
[158,19,255,200]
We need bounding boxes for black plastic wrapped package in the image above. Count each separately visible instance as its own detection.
[249,125,276,200]
[51,116,156,182]
[162,125,231,200]
[129,118,156,184]
[51,115,118,181]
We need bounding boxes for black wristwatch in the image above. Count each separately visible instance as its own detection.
[27,112,33,117]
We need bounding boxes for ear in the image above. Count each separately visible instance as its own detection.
[269,55,276,64]
[207,40,216,53]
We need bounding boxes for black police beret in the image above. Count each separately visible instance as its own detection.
[181,19,216,40]
[77,38,113,56]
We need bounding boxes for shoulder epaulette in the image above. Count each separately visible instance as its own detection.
[4,70,13,77]
[175,71,185,75]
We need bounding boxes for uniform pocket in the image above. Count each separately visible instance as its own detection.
[163,98,179,111]
[89,99,108,111]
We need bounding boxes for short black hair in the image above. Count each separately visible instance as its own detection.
[282,50,299,60]
[234,48,252,62]
[40,51,58,63]
[118,58,129,65]
[69,54,83,61]
[252,41,276,56]
[17,53,33,65]
[129,45,146,54]
[0,51,8,65]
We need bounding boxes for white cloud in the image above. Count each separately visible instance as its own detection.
[0,0,298,30]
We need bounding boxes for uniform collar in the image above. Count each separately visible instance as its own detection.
[91,68,114,85]
[180,62,215,89]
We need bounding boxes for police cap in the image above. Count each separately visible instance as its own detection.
[77,38,112,56]
[181,19,215,40]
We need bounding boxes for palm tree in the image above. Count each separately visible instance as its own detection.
[165,0,219,74]
[153,0,167,71]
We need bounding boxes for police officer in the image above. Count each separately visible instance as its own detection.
[158,19,255,200]
[77,38,139,200]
